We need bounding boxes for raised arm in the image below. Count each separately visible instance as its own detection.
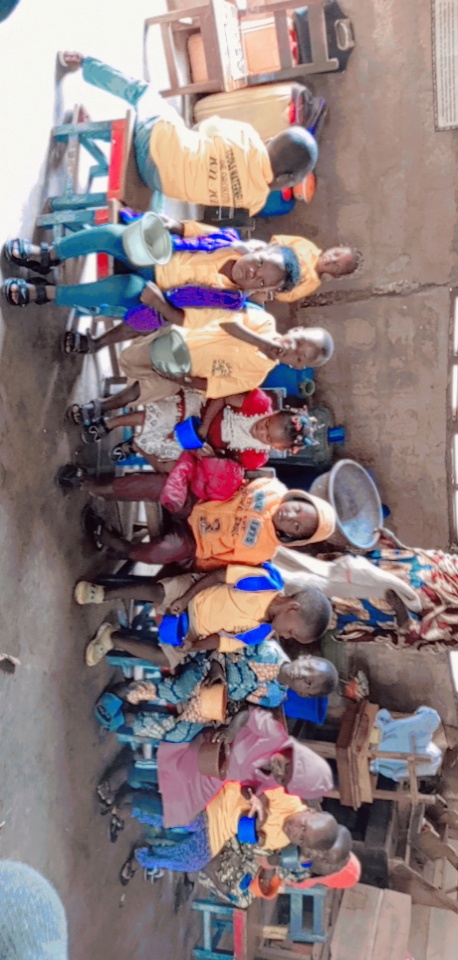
[222,320,282,360]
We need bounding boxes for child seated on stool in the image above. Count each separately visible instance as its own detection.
[93,641,338,745]
[81,563,333,667]
[120,783,341,883]
[59,53,319,216]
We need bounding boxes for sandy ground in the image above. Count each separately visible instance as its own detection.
[0,2,199,957]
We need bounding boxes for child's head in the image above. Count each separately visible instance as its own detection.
[267,127,319,189]
[278,327,334,369]
[232,245,301,296]
[283,809,338,850]
[279,655,339,698]
[317,246,362,280]
[251,408,318,454]
[303,825,352,874]
[270,588,332,644]
[273,485,339,548]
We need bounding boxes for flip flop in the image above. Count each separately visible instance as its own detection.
[119,853,138,887]
[81,504,105,550]
[109,812,125,843]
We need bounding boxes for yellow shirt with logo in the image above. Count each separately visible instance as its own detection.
[149,115,273,216]
[184,308,277,398]
[189,477,286,570]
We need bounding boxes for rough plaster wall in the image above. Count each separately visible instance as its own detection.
[259,0,458,547]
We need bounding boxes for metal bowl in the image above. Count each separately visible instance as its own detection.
[309,459,382,551]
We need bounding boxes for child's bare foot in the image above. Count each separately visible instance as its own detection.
[58,50,84,70]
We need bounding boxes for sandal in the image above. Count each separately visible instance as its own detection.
[84,622,115,667]
[2,276,52,307]
[119,852,138,887]
[55,463,87,491]
[62,330,91,355]
[74,580,106,605]
[3,238,59,275]
[143,867,164,884]
[96,779,114,812]
[81,504,105,550]
[109,812,125,843]
[67,399,102,426]
[82,418,109,445]
[111,439,136,463]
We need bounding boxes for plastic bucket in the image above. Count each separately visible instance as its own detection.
[238,816,258,844]
[249,871,282,900]
[198,739,230,779]
[309,459,382,551]
[158,612,189,647]
[174,416,204,450]
[122,212,172,267]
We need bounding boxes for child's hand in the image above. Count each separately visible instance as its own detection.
[247,793,267,825]
[170,595,188,616]
[262,341,285,361]
[202,660,225,688]
[140,281,166,308]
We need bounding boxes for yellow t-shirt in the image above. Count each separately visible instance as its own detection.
[156,240,243,331]
[206,784,304,858]
[149,115,274,216]
[188,564,279,650]
[189,476,286,570]
[183,308,277,398]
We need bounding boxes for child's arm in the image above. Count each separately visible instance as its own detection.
[212,704,249,743]
[169,568,227,615]
[140,281,184,325]
[198,398,225,439]
[221,320,284,360]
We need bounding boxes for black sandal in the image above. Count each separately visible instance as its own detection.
[3,238,59,275]
[55,463,87,491]
[62,330,91,355]
[109,812,125,843]
[2,276,52,307]
[96,779,114,813]
[82,418,110,445]
[111,439,136,463]
[81,505,105,551]
[66,399,102,426]
[119,852,138,886]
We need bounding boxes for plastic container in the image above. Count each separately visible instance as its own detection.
[283,691,328,724]
[238,816,258,844]
[198,740,230,779]
[309,459,383,551]
[95,692,125,731]
[174,416,204,450]
[249,871,282,900]
[158,612,189,647]
[293,171,317,203]
[262,364,314,396]
[122,212,172,267]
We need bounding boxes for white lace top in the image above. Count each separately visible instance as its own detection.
[221,407,269,452]
[137,391,204,459]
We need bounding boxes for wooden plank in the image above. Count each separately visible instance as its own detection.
[406,903,429,960]
[426,908,458,960]
[371,889,411,960]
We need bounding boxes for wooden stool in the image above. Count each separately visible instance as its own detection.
[144,0,248,97]
[192,899,260,960]
[37,109,152,241]
[285,886,327,944]
[243,1,339,84]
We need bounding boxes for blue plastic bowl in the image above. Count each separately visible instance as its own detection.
[158,612,189,647]
[238,816,258,844]
[174,416,204,450]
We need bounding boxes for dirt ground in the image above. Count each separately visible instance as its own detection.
[0,3,199,957]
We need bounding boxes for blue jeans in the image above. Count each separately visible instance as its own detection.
[82,57,170,192]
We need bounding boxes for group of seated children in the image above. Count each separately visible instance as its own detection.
[2,52,364,901]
